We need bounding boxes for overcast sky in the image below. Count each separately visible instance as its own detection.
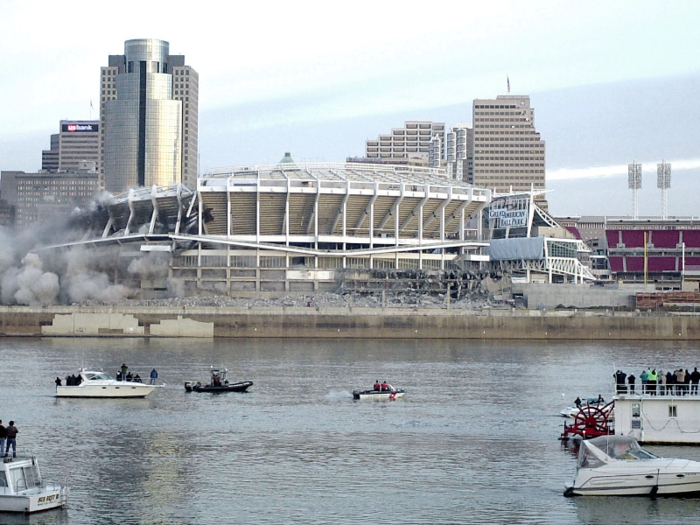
[1,0,699,218]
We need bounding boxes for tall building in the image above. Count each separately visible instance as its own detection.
[99,38,198,194]
[445,124,471,180]
[469,95,546,206]
[1,163,99,228]
[42,120,99,173]
[365,121,445,166]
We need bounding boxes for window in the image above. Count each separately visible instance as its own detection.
[669,405,678,418]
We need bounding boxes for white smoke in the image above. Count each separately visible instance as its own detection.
[2,253,59,306]
[61,247,132,304]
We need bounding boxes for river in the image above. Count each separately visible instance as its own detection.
[1,337,700,524]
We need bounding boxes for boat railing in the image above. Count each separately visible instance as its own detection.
[614,382,700,398]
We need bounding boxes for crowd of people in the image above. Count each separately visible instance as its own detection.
[614,368,700,395]
[0,420,18,458]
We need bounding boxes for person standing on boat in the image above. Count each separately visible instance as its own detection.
[628,373,636,394]
[691,367,700,395]
[4,421,17,458]
[150,368,158,385]
[640,369,649,395]
[0,421,6,457]
[121,363,128,381]
[648,369,657,395]
[658,370,666,396]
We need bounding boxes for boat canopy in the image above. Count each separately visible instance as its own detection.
[578,436,658,469]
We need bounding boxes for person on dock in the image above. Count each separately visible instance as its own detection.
[4,421,17,458]
[150,368,158,385]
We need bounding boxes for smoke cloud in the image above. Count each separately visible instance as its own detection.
[0,220,180,306]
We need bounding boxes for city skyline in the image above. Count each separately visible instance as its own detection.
[1,1,699,217]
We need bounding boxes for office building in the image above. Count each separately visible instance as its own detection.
[42,120,99,173]
[365,121,445,166]
[99,38,198,193]
[445,124,471,180]
[1,162,99,229]
[470,95,546,206]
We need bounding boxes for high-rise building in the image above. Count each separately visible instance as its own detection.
[469,95,546,205]
[445,124,471,180]
[99,39,198,194]
[365,121,445,166]
[42,120,99,173]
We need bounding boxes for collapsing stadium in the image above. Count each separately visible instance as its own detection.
[52,162,495,298]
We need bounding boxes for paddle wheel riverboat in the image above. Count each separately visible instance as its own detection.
[561,400,615,441]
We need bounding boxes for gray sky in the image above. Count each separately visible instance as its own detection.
[1,0,698,218]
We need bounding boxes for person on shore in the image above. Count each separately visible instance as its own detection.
[0,421,6,456]
[373,380,381,391]
[150,368,158,385]
[121,363,128,381]
[628,374,636,394]
[4,421,17,458]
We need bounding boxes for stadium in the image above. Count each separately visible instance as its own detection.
[56,161,494,296]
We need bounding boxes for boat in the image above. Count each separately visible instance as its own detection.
[353,386,405,400]
[184,367,253,393]
[564,435,700,497]
[55,369,161,398]
[560,397,606,418]
[0,456,68,513]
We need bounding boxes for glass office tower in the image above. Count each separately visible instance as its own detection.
[100,39,198,193]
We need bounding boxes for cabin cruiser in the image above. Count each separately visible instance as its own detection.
[353,384,405,400]
[184,367,253,393]
[56,369,161,398]
[0,456,68,513]
[565,435,700,496]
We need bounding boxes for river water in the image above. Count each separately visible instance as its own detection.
[2,337,700,524]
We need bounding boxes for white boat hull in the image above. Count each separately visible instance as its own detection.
[56,383,158,398]
[353,390,405,400]
[0,484,68,513]
[569,459,700,496]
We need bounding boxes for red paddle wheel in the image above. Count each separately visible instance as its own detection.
[561,400,614,440]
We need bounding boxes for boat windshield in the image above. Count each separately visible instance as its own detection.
[579,436,658,468]
[84,372,113,381]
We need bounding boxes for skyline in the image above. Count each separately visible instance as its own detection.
[1,0,699,217]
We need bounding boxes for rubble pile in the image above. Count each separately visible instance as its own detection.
[74,289,496,310]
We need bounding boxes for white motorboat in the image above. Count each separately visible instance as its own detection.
[353,388,405,400]
[0,456,68,513]
[565,435,700,497]
[56,369,161,398]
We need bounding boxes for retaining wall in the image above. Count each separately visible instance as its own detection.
[0,306,699,340]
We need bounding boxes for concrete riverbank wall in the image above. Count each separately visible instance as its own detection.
[1,306,699,340]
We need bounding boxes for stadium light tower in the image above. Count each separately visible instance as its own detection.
[628,161,642,219]
[657,160,671,220]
